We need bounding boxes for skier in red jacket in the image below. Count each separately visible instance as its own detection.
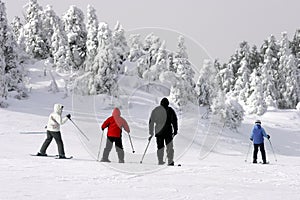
[100,107,130,163]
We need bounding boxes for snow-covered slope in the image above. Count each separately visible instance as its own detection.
[0,62,300,199]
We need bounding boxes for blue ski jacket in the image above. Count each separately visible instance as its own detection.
[250,124,268,144]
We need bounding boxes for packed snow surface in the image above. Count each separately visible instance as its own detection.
[0,63,300,199]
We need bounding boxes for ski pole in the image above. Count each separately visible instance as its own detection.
[245,141,252,162]
[69,118,89,141]
[97,130,104,161]
[268,139,277,162]
[140,137,152,164]
[128,134,135,153]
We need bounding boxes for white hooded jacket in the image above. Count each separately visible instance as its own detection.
[46,104,68,132]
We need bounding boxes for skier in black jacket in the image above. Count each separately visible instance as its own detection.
[149,97,178,166]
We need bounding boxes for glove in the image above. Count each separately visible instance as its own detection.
[267,135,270,139]
[250,138,253,141]
[66,114,71,119]
[148,135,153,141]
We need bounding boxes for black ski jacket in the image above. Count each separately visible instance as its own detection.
[149,105,178,137]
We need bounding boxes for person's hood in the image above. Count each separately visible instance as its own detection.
[112,107,121,117]
[160,97,169,108]
[254,124,261,129]
[54,104,64,114]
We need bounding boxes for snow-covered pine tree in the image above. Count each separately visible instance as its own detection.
[113,21,129,74]
[143,41,168,82]
[85,5,98,72]
[216,63,235,93]
[211,90,244,129]
[50,11,73,72]
[128,34,143,62]
[11,17,23,41]
[0,1,26,101]
[171,35,196,105]
[91,22,118,95]
[233,58,251,103]
[137,33,161,78]
[260,35,279,108]
[246,68,267,115]
[248,45,262,72]
[196,59,217,106]
[63,5,87,70]
[20,0,48,59]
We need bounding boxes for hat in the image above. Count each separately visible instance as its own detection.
[255,120,261,124]
[160,97,169,107]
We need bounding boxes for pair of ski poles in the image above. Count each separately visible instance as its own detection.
[96,130,136,161]
[245,138,277,162]
[68,118,135,160]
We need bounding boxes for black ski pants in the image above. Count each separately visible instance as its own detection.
[253,143,266,162]
[156,134,174,164]
[40,130,65,156]
[102,136,124,162]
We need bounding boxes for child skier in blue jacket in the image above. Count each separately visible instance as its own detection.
[250,120,270,164]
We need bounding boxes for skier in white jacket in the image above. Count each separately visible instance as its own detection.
[37,104,71,158]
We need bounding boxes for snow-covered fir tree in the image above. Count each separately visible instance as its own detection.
[196,59,217,106]
[216,63,235,93]
[63,5,87,70]
[84,5,98,72]
[211,90,244,129]
[113,21,129,74]
[0,1,26,101]
[171,35,196,105]
[19,0,48,59]
[137,33,161,78]
[128,34,143,62]
[233,58,251,103]
[143,41,168,82]
[246,68,267,115]
[260,36,279,108]
[11,17,23,41]
[91,23,118,95]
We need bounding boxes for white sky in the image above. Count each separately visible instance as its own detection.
[3,0,300,62]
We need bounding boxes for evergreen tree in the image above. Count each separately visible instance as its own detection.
[247,69,267,115]
[137,33,161,78]
[85,5,98,72]
[63,5,87,70]
[92,23,118,95]
[128,34,143,62]
[233,58,251,103]
[248,45,262,72]
[143,41,168,81]
[196,59,217,105]
[171,35,196,105]
[20,0,48,59]
[0,1,26,99]
[216,63,235,93]
[11,16,23,41]
[113,21,129,74]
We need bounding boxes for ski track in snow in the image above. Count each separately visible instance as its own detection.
[0,62,300,199]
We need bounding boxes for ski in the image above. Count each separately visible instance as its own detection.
[55,156,73,159]
[30,154,73,159]
[30,154,57,157]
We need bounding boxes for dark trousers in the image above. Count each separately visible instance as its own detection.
[40,130,65,156]
[253,143,266,162]
[156,135,174,164]
[102,136,124,162]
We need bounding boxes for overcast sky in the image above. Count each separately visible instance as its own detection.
[3,0,300,62]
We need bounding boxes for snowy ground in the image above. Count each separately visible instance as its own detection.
[0,62,300,199]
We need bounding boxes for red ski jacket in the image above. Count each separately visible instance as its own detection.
[101,108,130,138]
